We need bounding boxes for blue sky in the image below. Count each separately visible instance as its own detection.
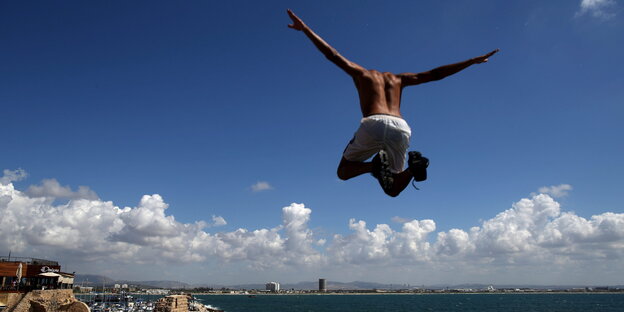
[1,0,623,285]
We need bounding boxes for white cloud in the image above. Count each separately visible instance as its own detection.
[26,178,99,200]
[0,169,28,185]
[282,203,320,265]
[326,193,624,274]
[2,170,624,284]
[326,218,437,265]
[0,179,320,267]
[0,182,133,260]
[250,181,273,192]
[328,219,394,264]
[208,203,320,268]
[537,184,572,198]
[388,219,436,261]
[467,194,561,259]
[576,0,617,19]
[435,228,473,256]
[110,194,182,246]
[391,216,412,224]
[211,215,227,227]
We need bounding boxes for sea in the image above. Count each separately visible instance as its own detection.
[78,293,624,312]
[194,293,624,312]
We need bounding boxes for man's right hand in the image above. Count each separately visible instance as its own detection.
[287,9,305,31]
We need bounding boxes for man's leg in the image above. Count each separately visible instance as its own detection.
[383,170,413,197]
[337,157,373,180]
[338,153,412,197]
[384,151,429,197]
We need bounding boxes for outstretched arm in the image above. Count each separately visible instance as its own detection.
[287,9,365,77]
[399,49,499,87]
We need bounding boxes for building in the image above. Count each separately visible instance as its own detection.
[319,278,326,292]
[1,256,74,293]
[75,286,94,293]
[145,289,170,295]
[265,282,280,293]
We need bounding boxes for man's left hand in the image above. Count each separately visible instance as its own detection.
[474,49,500,64]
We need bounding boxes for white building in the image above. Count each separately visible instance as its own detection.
[146,289,170,295]
[265,282,280,292]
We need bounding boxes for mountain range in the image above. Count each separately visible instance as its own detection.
[73,275,622,291]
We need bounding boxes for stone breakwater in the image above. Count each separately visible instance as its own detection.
[155,295,223,312]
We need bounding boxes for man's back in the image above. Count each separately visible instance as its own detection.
[353,70,403,118]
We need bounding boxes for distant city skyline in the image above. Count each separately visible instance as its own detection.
[1,0,623,285]
[70,273,624,290]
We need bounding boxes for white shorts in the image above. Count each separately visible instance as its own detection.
[342,114,411,173]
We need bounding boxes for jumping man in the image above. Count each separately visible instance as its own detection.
[287,10,498,197]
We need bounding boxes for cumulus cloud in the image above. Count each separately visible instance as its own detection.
[250,181,273,192]
[0,183,132,260]
[327,194,624,270]
[110,194,183,246]
[2,169,624,283]
[467,195,561,260]
[26,178,99,200]
[0,168,27,185]
[327,218,436,265]
[576,0,617,19]
[211,215,227,227]
[0,178,320,267]
[282,204,321,265]
[328,219,393,264]
[537,184,573,198]
[207,203,320,269]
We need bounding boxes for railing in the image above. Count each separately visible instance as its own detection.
[0,257,59,266]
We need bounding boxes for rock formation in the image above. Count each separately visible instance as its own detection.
[4,290,89,312]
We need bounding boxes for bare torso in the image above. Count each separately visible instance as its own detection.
[353,70,403,118]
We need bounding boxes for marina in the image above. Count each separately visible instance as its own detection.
[76,294,223,312]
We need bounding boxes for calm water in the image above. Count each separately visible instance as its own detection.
[195,293,624,312]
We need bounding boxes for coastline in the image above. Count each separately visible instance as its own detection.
[89,291,624,296]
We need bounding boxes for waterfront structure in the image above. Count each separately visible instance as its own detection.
[0,256,74,292]
[319,278,327,292]
[75,286,94,293]
[145,288,170,295]
[155,294,189,312]
[153,294,223,312]
[265,282,280,293]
